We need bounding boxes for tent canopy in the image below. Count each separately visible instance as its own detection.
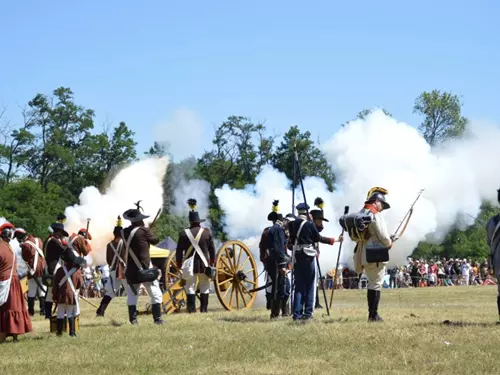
[150,245,170,258]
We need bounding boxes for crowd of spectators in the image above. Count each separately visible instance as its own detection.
[323,257,498,289]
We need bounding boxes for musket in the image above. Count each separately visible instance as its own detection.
[392,189,425,239]
[328,205,349,310]
[149,208,162,229]
[85,218,91,239]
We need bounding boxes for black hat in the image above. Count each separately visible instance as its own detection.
[188,198,205,223]
[365,191,390,209]
[123,208,150,223]
[50,222,69,237]
[267,200,283,221]
[56,213,66,223]
[310,209,329,222]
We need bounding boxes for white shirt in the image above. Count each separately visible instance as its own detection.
[100,264,110,278]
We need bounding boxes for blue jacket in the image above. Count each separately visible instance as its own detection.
[267,223,287,267]
[287,216,333,249]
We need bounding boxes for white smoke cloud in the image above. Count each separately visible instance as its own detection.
[63,157,169,265]
[153,108,205,160]
[215,110,500,272]
[171,178,211,224]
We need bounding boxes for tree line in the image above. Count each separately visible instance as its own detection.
[1,86,488,260]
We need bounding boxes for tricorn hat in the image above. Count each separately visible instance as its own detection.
[310,209,329,222]
[188,198,205,223]
[123,208,150,223]
[50,222,69,237]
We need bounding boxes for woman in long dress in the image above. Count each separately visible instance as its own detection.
[0,223,32,343]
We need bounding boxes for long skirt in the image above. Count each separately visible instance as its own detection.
[0,275,33,335]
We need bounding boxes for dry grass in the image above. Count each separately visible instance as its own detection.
[2,286,500,375]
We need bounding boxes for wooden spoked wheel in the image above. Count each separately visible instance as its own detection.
[214,240,258,311]
[161,250,187,314]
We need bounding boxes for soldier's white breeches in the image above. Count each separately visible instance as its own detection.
[57,304,77,318]
[184,273,211,295]
[126,280,163,305]
[105,272,128,298]
[28,278,46,298]
[365,263,385,291]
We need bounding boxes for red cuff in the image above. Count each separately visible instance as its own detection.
[329,238,335,245]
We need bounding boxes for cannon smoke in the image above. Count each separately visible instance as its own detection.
[215,109,500,272]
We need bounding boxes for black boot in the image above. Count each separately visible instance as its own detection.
[187,294,196,313]
[128,305,138,325]
[68,317,77,337]
[368,290,383,322]
[152,303,164,324]
[45,302,52,319]
[497,296,500,325]
[96,295,112,317]
[265,293,272,310]
[200,294,209,313]
[315,288,323,309]
[270,298,281,319]
[56,318,64,336]
[27,297,35,316]
[39,297,45,316]
[281,300,290,317]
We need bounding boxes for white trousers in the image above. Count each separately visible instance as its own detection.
[105,271,128,298]
[365,263,386,291]
[57,304,77,318]
[184,273,211,295]
[462,275,469,286]
[126,280,163,305]
[28,278,46,298]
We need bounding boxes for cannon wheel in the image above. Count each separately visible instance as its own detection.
[161,250,188,314]
[214,240,258,311]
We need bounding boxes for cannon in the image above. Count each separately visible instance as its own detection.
[146,240,259,314]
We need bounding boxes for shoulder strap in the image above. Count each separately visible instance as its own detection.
[183,228,205,260]
[8,245,15,283]
[122,227,143,270]
[294,220,307,246]
[184,228,208,267]
[109,240,125,269]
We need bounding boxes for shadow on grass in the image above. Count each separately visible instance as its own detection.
[217,316,271,323]
[413,320,497,328]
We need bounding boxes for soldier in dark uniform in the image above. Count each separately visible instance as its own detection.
[122,207,163,325]
[288,203,341,321]
[176,199,216,313]
[265,200,290,319]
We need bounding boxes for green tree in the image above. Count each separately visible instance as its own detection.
[23,87,95,193]
[145,141,167,158]
[341,107,392,127]
[271,125,335,191]
[0,126,34,186]
[413,90,467,146]
[0,179,71,237]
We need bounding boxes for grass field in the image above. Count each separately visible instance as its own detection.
[2,286,500,375]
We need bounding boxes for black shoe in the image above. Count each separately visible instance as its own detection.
[45,302,53,319]
[68,317,77,337]
[128,305,138,325]
[315,303,323,309]
[187,294,196,313]
[151,303,164,324]
[56,318,64,336]
[39,297,46,316]
[96,295,112,317]
[270,298,281,319]
[27,297,35,316]
[200,294,209,313]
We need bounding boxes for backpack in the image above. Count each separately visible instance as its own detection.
[338,212,373,242]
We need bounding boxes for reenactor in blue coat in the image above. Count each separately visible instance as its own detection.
[288,202,342,321]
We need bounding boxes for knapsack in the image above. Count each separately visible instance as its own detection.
[338,212,373,242]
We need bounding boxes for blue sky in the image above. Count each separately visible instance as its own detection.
[1,0,498,160]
